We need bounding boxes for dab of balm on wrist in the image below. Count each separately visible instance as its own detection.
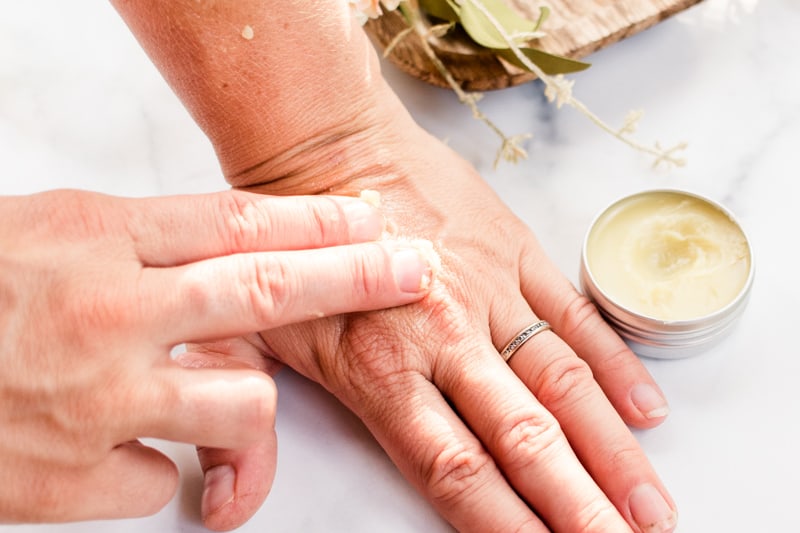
[580,190,754,359]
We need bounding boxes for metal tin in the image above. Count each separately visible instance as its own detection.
[579,189,754,359]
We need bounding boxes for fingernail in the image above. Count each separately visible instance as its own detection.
[344,200,383,241]
[631,383,670,419]
[629,483,677,533]
[201,464,236,519]
[392,241,439,293]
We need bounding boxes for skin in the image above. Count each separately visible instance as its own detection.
[110,1,678,532]
[0,190,434,522]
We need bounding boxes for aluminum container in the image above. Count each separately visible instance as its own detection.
[579,189,755,359]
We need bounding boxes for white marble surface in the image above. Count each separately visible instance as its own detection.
[1,0,798,531]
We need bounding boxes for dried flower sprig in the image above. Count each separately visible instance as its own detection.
[388,3,532,167]
[353,0,687,168]
[350,0,401,24]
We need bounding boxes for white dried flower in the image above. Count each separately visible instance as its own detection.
[543,74,575,109]
[349,0,401,24]
[496,133,532,167]
[620,109,644,135]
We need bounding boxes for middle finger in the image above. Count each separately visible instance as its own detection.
[435,338,632,532]
[139,240,434,345]
[495,306,676,533]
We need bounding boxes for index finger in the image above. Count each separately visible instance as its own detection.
[126,191,385,267]
[141,240,436,345]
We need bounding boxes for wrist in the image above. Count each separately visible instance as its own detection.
[233,106,487,244]
[113,0,399,193]
[225,87,424,195]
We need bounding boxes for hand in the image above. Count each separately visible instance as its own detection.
[0,189,435,524]
[206,121,677,532]
[107,1,676,529]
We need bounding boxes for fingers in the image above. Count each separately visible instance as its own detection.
[127,191,386,267]
[178,344,278,531]
[356,374,549,533]
[132,365,277,450]
[196,439,277,532]
[12,442,179,522]
[514,247,676,531]
[88,442,180,519]
[519,251,670,428]
[506,330,675,532]
[494,295,676,532]
[434,343,632,532]
[182,333,282,376]
[142,240,436,345]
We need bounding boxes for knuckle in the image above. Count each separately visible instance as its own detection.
[174,268,214,317]
[304,199,340,246]
[247,255,294,324]
[40,190,111,239]
[333,322,421,395]
[533,354,595,409]
[556,291,638,377]
[575,497,624,532]
[558,292,604,340]
[422,440,493,506]
[329,299,471,396]
[594,343,639,378]
[216,192,270,252]
[606,443,647,475]
[59,283,130,344]
[241,375,277,436]
[493,408,565,470]
[352,247,383,299]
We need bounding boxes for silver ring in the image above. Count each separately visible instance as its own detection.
[500,320,551,363]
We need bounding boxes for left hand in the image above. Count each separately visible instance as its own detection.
[108,2,676,529]
[194,120,676,533]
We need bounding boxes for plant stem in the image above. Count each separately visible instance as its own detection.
[459,0,686,167]
[397,3,530,166]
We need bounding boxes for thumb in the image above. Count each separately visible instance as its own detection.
[197,437,278,532]
[178,339,280,531]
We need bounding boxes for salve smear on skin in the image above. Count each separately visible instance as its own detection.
[586,192,751,321]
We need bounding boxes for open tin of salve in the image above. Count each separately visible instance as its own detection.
[580,189,754,359]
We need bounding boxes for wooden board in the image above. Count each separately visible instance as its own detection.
[365,0,703,91]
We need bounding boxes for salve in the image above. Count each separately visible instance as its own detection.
[585,191,751,321]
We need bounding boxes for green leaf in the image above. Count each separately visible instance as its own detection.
[498,47,591,75]
[419,0,460,22]
[533,6,549,31]
[417,0,591,75]
[457,0,540,50]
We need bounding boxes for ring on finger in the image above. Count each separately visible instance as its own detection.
[499,320,551,363]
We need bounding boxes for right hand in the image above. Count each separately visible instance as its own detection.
[0,189,435,523]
